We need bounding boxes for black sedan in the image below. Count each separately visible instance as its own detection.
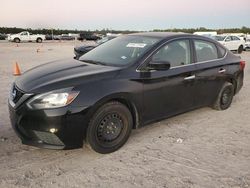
[9,32,245,154]
[74,36,117,59]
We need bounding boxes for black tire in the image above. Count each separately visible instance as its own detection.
[87,101,133,154]
[238,45,243,54]
[212,82,234,110]
[14,38,20,43]
[36,38,42,43]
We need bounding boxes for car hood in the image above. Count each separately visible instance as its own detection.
[9,34,18,38]
[15,58,121,93]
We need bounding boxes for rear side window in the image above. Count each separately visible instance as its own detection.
[232,36,240,41]
[194,40,218,62]
[218,45,226,58]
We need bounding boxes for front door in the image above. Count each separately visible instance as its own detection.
[20,32,29,41]
[141,39,196,124]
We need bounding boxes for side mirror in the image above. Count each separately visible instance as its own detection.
[148,61,170,71]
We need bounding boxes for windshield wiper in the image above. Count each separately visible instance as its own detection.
[81,59,107,66]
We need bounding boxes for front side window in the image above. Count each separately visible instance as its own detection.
[194,40,218,62]
[213,35,226,41]
[225,36,232,42]
[151,40,191,68]
[21,32,28,36]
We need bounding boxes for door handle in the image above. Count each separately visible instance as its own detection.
[184,75,195,80]
[218,69,226,73]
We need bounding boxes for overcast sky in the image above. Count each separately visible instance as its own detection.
[0,0,249,30]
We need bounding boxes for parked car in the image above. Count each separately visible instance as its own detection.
[9,32,245,154]
[60,35,75,40]
[8,31,45,43]
[245,39,250,50]
[213,35,245,53]
[78,32,101,41]
[45,34,53,40]
[53,35,61,40]
[74,36,117,59]
[45,34,61,40]
[0,33,7,40]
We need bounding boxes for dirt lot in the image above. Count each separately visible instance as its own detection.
[0,41,249,188]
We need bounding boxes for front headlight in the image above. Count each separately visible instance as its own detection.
[27,89,79,109]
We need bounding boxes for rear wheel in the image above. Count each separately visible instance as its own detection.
[36,38,42,43]
[86,101,133,154]
[238,45,243,54]
[212,82,234,110]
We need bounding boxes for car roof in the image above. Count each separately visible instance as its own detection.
[129,32,193,39]
[128,32,226,50]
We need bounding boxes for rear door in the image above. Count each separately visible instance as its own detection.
[192,39,227,107]
[231,36,241,50]
[141,39,197,123]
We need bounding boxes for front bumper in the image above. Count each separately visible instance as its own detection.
[9,94,90,150]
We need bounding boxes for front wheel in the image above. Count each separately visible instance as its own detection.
[86,101,133,154]
[212,82,234,110]
[14,38,20,43]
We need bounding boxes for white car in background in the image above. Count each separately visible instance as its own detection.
[245,39,250,50]
[193,31,217,38]
[213,35,245,54]
[8,31,45,43]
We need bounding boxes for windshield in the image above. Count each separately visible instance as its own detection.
[212,35,226,41]
[79,35,160,66]
[96,36,112,44]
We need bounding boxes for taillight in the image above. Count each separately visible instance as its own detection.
[240,60,245,71]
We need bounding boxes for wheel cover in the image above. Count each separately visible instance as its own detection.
[97,113,123,143]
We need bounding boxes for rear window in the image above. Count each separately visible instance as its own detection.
[194,40,218,62]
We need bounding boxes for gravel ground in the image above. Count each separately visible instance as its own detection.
[0,41,249,188]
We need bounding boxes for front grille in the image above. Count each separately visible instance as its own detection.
[33,131,64,146]
[11,85,24,103]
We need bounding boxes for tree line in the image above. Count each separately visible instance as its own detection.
[0,26,250,35]
[153,27,250,34]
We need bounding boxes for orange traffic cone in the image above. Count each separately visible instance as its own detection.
[13,62,21,76]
